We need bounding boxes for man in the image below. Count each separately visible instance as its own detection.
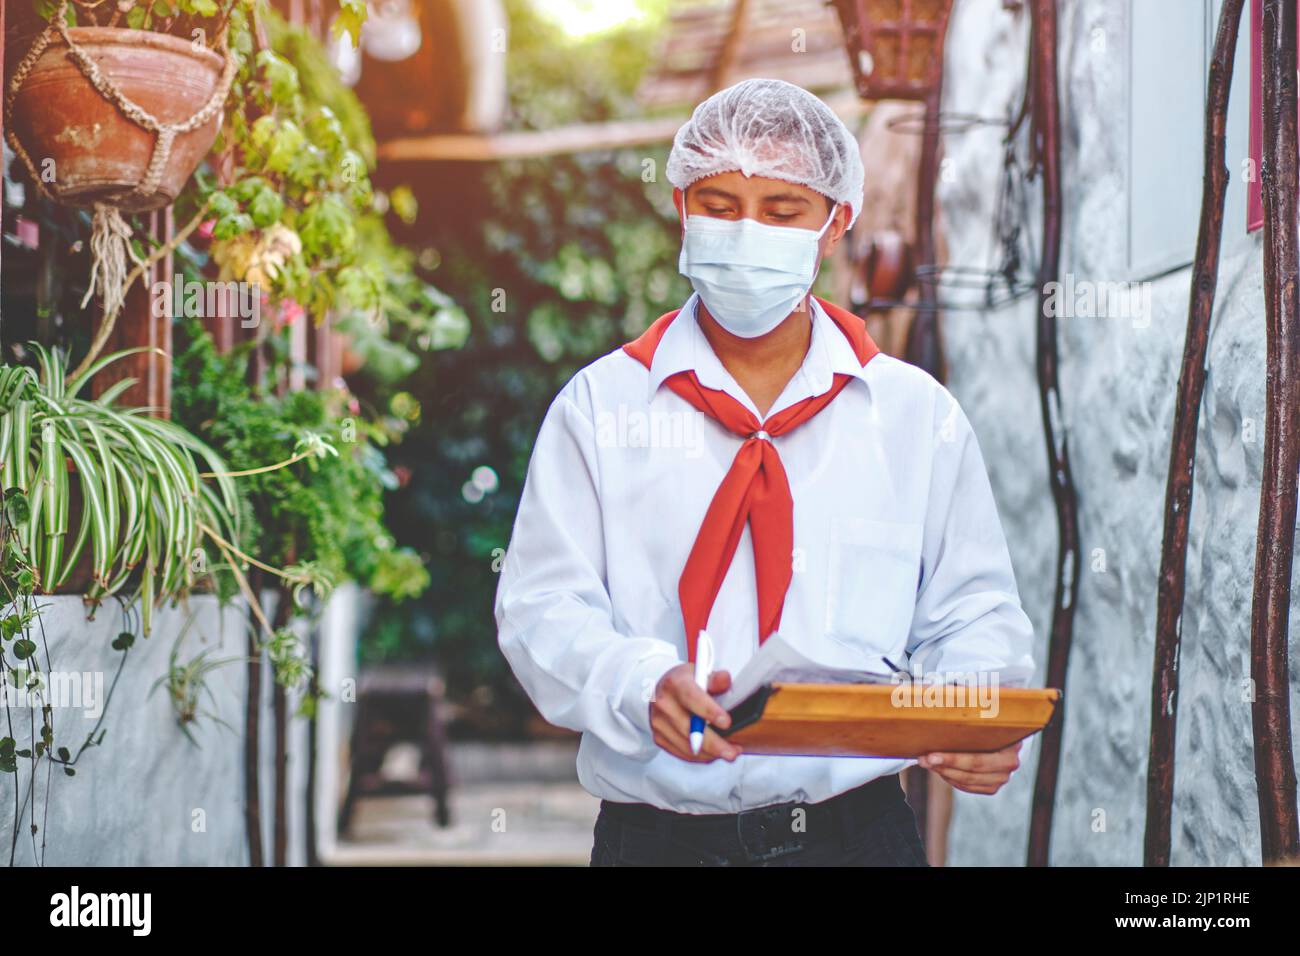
[496,78,1036,866]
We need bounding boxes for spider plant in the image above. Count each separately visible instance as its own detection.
[0,345,241,634]
[149,614,244,745]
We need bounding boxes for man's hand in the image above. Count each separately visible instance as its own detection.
[917,741,1022,795]
[649,664,742,763]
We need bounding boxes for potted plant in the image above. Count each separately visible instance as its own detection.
[3,0,244,325]
[5,0,372,326]
[0,343,325,633]
[6,0,241,214]
[0,341,327,865]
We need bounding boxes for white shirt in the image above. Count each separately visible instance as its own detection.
[495,294,1035,813]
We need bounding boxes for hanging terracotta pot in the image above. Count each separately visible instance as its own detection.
[7,27,229,213]
[830,0,956,101]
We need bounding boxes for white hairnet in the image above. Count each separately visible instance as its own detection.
[666,78,865,229]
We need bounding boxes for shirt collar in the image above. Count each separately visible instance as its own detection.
[645,292,704,398]
[646,293,872,407]
[813,296,874,386]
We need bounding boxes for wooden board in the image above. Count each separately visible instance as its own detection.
[721,682,1061,758]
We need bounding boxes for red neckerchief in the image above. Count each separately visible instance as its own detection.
[622,297,881,662]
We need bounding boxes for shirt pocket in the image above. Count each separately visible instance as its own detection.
[824,517,924,664]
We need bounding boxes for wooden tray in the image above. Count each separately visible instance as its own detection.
[718,682,1062,758]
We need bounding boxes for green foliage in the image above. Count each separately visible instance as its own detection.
[267,11,375,167]
[335,217,470,380]
[164,6,459,695]
[265,626,311,691]
[331,0,366,47]
[171,316,430,606]
[191,8,465,380]
[370,0,688,717]
[35,0,368,59]
[37,0,240,32]
[205,9,373,317]
[149,616,242,744]
[0,345,242,633]
[121,0,227,31]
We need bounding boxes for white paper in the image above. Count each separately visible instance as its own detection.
[715,633,897,710]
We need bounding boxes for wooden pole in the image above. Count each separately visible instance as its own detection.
[245,568,265,867]
[305,620,321,867]
[710,0,750,91]
[273,678,288,866]
[89,208,174,415]
[1,0,6,335]
[272,582,293,867]
[1144,0,1245,868]
[302,318,335,866]
[899,78,950,855]
[1250,0,1300,866]
[1025,0,1080,868]
[903,85,947,380]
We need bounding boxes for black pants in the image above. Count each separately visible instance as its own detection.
[589,773,929,867]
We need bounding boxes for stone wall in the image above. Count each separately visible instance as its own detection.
[938,0,1296,865]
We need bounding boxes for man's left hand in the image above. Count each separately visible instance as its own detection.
[917,741,1022,795]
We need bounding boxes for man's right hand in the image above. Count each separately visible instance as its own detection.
[649,664,742,763]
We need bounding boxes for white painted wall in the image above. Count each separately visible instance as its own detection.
[937,0,1296,865]
[0,586,363,866]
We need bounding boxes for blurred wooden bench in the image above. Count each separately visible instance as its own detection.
[338,666,452,833]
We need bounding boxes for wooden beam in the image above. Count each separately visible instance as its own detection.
[377,116,690,162]
[376,93,869,163]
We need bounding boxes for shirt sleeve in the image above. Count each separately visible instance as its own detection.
[904,385,1037,687]
[495,385,682,760]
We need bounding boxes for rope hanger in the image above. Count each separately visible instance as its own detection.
[3,0,238,317]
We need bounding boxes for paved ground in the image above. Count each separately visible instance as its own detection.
[326,740,600,866]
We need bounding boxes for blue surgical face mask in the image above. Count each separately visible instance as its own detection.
[678,206,837,338]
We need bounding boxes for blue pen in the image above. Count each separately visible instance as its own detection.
[689,629,716,755]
